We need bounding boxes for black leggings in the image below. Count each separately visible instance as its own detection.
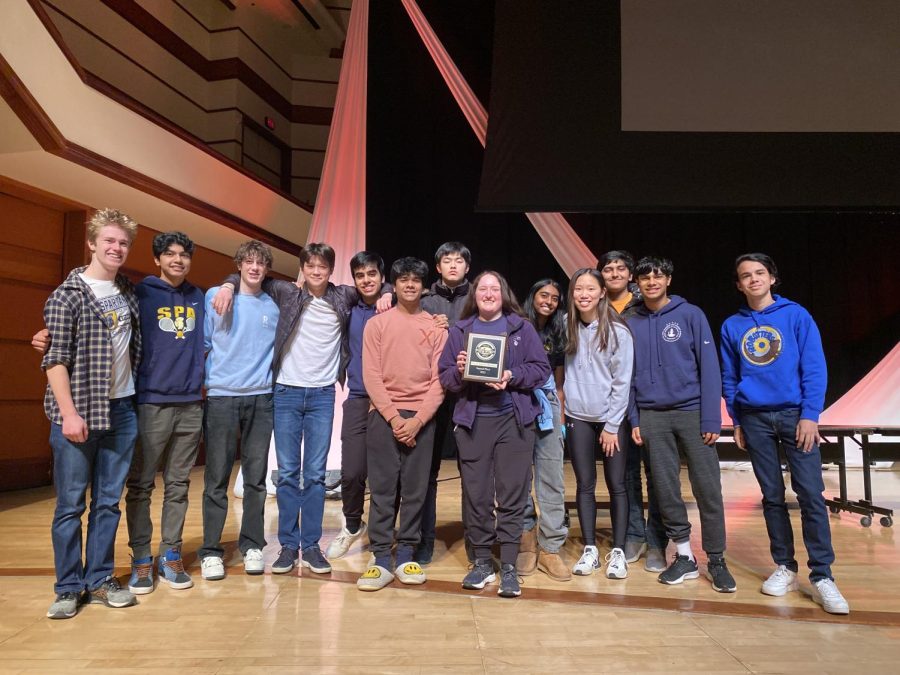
[568,418,628,548]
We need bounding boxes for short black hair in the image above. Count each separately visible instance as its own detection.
[300,242,336,271]
[597,250,635,273]
[734,252,780,288]
[634,256,674,278]
[434,241,471,266]
[349,250,385,277]
[390,257,429,283]
[152,231,194,258]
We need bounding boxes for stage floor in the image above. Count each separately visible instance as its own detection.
[1,462,898,673]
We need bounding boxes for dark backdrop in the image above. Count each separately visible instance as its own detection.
[366,0,900,405]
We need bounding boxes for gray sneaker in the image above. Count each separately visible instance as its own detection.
[624,540,647,563]
[497,563,522,598]
[46,592,80,619]
[462,559,496,590]
[644,547,668,573]
[89,577,136,608]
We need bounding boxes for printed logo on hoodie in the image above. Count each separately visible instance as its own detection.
[662,321,682,342]
[741,325,783,366]
[157,306,197,340]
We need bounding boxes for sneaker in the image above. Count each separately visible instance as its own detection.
[761,565,799,596]
[159,549,193,589]
[462,559,496,590]
[644,547,668,573]
[658,554,700,585]
[624,540,647,564]
[395,561,427,585]
[516,526,538,576]
[537,550,572,581]
[605,547,628,579]
[46,592,80,619]
[271,547,299,574]
[325,521,367,560]
[128,556,154,595]
[811,578,850,614]
[572,545,600,576]
[415,540,434,566]
[706,555,737,593]
[357,564,394,591]
[201,556,225,581]
[89,577,136,608]
[244,548,264,575]
[301,546,332,574]
[497,563,522,598]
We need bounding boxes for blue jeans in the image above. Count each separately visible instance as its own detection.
[50,397,137,594]
[740,408,835,582]
[273,384,335,551]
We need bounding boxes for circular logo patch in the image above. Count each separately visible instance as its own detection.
[662,321,682,343]
[474,340,497,361]
[741,325,783,365]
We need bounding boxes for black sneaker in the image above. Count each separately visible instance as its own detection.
[271,547,299,574]
[706,554,737,593]
[462,559,495,590]
[89,577,136,608]
[497,563,522,598]
[415,540,434,566]
[658,554,700,585]
[301,546,332,574]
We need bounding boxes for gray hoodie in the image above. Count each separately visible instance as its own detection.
[563,321,633,433]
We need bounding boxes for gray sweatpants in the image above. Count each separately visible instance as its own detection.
[126,402,202,559]
[639,409,726,554]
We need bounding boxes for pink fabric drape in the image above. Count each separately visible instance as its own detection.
[306,0,369,286]
[820,342,900,428]
[400,0,597,277]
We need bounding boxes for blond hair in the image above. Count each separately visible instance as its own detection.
[87,208,138,244]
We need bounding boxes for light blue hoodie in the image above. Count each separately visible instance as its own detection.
[564,320,633,433]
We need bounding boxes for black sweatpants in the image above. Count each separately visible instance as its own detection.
[339,396,370,531]
[366,410,435,560]
[456,414,535,566]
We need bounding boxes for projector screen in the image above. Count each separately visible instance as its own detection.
[478,0,900,211]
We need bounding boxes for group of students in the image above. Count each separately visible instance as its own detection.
[37,208,850,619]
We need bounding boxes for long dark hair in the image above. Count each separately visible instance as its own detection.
[525,278,567,356]
[459,270,525,320]
[565,268,628,355]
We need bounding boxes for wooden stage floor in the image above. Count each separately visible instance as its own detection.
[1,462,899,674]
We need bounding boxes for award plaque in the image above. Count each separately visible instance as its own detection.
[463,332,507,383]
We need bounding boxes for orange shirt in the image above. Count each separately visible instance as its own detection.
[362,307,448,424]
[610,292,633,315]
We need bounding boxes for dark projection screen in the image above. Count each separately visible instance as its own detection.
[478,0,900,211]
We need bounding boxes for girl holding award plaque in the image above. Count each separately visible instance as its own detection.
[438,271,551,598]
[563,268,634,579]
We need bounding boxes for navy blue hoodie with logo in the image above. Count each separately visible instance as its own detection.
[135,275,205,404]
[626,295,722,435]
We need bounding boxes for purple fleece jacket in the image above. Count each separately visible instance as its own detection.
[438,312,551,430]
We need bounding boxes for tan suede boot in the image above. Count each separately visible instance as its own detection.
[516,526,538,575]
[538,549,572,581]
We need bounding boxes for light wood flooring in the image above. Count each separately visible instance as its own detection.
[0,462,899,674]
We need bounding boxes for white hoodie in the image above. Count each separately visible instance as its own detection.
[563,320,633,433]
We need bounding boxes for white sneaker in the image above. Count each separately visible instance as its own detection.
[201,556,225,581]
[325,521,368,560]
[244,548,264,575]
[572,545,600,576]
[761,564,799,596]
[605,547,628,579]
[811,578,850,614]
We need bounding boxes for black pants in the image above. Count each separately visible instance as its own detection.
[420,394,459,546]
[456,414,534,566]
[567,418,628,549]
[366,410,435,559]
[339,396,370,530]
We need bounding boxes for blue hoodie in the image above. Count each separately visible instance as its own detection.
[626,295,721,434]
[135,275,205,404]
[720,295,826,426]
